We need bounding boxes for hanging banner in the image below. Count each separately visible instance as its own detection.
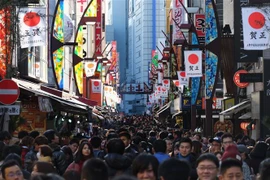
[162,79,170,90]
[177,71,189,86]
[85,61,97,77]
[184,50,202,77]
[91,79,101,93]
[194,14,205,44]
[173,80,180,87]
[18,7,46,48]
[173,0,185,42]
[151,50,158,75]
[95,0,102,56]
[242,7,270,50]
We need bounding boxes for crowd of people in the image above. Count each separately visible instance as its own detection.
[0,115,270,180]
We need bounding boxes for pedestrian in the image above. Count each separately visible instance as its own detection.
[257,158,270,180]
[153,139,170,163]
[63,170,81,180]
[37,145,53,163]
[31,161,57,177]
[219,159,243,180]
[196,153,219,180]
[1,160,24,180]
[81,158,108,180]
[65,141,93,173]
[132,154,159,180]
[158,158,191,180]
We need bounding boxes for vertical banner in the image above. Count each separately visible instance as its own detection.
[241,7,270,50]
[95,0,102,56]
[91,79,101,93]
[172,0,185,42]
[0,7,11,79]
[162,79,170,90]
[85,61,97,77]
[194,14,205,44]
[205,0,219,99]
[184,50,202,77]
[18,7,47,48]
[177,71,189,86]
[263,60,270,132]
[151,50,158,76]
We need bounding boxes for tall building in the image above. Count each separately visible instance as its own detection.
[122,0,166,114]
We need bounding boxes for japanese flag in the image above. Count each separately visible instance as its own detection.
[184,51,202,77]
[162,79,170,90]
[92,80,101,93]
[173,80,180,87]
[242,7,270,50]
[177,71,189,86]
[85,61,97,77]
[161,87,168,97]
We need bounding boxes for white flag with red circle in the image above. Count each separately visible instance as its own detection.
[173,80,180,87]
[184,51,202,77]
[242,7,270,50]
[91,80,101,93]
[161,87,168,98]
[177,71,189,86]
[18,7,46,48]
[162,79,170,90]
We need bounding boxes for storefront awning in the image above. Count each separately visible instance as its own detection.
[12,78,90,111]
[172,111,182,119]
[238,112,251,119]
[219,100,250,116]
[156,101,172,116]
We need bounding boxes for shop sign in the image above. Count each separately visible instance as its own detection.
[233,70,249,88]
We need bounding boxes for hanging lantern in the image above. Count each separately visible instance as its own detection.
[240,122,255,130]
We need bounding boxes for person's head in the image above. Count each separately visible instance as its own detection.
[221,133,234,150]
[0,131,12,145]
[18,131,29,140]
[68,138,79,154]
[173,130,182,140]
[179,137,192,157]
[209,137,221,153]
[221,144,242,162]
[43,130,59,144]
[250,141,268,159]
[165,138,173,153]
[81,158,108,180]
[237,144,248,161]
[132,154,159,180]
[219,159,243,180]
[1,160,23,180]
[74,142,93,163]
[31,173,64,180]
[106,138,125,155]
[34,136,49,151]
[38,145,53,159]
[90,136,102,149]
[257,158,270,180]
[29,131,40,139]
[192,140,202,156]
[214,151,223,161]
[193,133,202,141]
[31,161,56,176]
[111,175,138,180]
[158,158,190,180]
[172,141,180,157]
[21,136,34,148]
[153,139,167,154]
[196,153,219,180]
[159,131,168,140]
[61,145,73,162]
[2,145,22,160]
[63,170,81,180]
[119,132,131,147]
[4,153,23,168]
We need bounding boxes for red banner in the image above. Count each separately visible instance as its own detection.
[95,0,102,56]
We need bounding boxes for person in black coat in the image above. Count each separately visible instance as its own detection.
[104,138,132,178]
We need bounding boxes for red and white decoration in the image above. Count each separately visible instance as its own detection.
[177,71,189,86]
[91,79,101,93]
[161,87,168,98]
[18,7,46,48]
[162,79,170,90]
[184,50,202,77]
[242,7,270,50]
[173,80,180,87]
[85,61,97,77]
[172,0,186,42]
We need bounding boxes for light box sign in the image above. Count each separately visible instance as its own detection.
[95,0,102,56]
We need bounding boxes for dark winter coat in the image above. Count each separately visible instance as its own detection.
[49,143,67,175]
[24,148,38,172]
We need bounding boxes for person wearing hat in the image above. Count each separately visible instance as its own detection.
[221,144,251,180]
[207,137,221,154]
